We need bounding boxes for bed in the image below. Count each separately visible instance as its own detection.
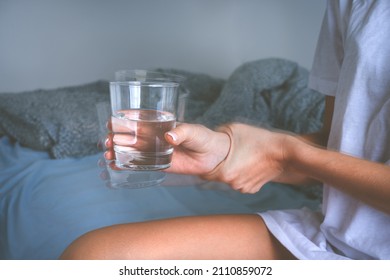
[0,58,324,260]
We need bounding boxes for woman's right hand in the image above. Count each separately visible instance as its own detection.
[104,122,231,176]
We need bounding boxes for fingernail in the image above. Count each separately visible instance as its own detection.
[104,137,110,147]
[166,132,178,142]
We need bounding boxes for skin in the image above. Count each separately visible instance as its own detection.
[60,96,390,259]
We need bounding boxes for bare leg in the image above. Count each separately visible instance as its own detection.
[60,214,294,260]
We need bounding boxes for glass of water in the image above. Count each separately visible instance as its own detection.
[109,70,183,171]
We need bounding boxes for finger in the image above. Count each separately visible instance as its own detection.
[111,113,136,133]
[165,131,179,145]
[112,133,136,146]
[108,160,129,171]
[104,150,115,160]
[165,121,183,144]
[108,130,163,150]
[106,119,112,131]
[105,133,114,148]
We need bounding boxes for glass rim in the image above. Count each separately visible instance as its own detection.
[113,69,185,83]
[109,81,180,87]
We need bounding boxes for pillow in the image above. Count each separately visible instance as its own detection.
[0,81,110,158]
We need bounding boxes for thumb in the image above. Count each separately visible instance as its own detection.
[165,123,211,149]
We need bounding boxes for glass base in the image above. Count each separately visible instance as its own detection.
[107,168,167,189]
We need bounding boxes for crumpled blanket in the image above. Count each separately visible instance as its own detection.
[159,58,324,133]
[0,81,110,158]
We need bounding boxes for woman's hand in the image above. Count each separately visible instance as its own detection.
[104,122,231,176]
[202,123,292,193]
[104,121,299,194]
[163,123,231,175]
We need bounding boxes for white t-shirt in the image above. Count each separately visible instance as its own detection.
[260,0,390,259]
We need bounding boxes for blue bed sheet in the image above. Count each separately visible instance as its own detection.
[0,137,320,259]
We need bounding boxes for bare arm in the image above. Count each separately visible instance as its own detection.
[202,95,390,213]
[284,135,390,214]
[106,95,390,213]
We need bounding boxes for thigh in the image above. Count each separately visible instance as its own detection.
[60,214,294,259]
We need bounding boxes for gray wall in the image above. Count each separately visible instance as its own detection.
[0,0,326,92]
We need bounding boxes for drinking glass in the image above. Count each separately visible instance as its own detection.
[109,70,183,171]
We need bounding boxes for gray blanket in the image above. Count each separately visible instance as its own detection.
[158,58,324,133]
[0,81,109,158]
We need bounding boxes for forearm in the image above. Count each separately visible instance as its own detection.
[287,136,390,214]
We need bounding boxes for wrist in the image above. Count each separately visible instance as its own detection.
[201,124,233,181]
[283,134,318,178]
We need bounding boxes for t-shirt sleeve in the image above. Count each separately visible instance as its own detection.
[308,0,344,97]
